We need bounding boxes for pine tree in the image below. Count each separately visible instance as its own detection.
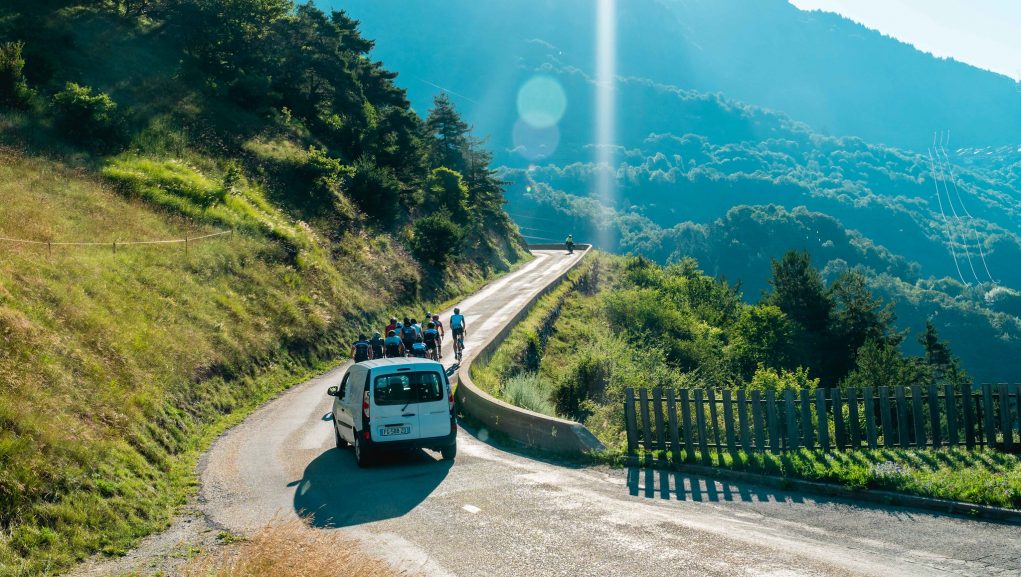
[425,93,469,172]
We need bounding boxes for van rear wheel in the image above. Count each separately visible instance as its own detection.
[354,433,372,467]
[441,443,456,461]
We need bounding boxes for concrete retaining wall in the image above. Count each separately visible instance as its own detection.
[453,245,605,454]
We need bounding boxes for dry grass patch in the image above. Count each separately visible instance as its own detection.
[182,519,412,577]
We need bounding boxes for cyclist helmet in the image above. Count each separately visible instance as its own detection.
[387,330,396,337]
[454,307,460,314]
[373,331,381,338]
[358,333,366,341]
[432,314,440,321]
[428,322,435,329]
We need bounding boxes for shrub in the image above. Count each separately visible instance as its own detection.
[411,209,463,266]
[52,82,120,147]
[748,364,818,394]
[348,156,402,223]
[502,372,556,416]
[0,41,33,109]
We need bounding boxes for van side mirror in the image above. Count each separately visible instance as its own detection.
[327,386,339,397]
[444,364,459,378]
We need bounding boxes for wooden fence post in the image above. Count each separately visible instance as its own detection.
[766,390,780,454]
[722,390,737,458]
[999,383,1012,453]
[694,389,710,465]
[847,388,860,449]
[815,388,829,452]
[736,389,751,454]
[751,390,765,452]
[911,385,926,448]
[625,388,638,457]
[928,384,941,448]
[639,388,653,456]
[653,388,666,456]
[707,389,724,467]
[666,389,681,464]
[832,388,846,451]
[864,387,878,449]
[962,386,975,448]
[784,389,798,451]
[800,388,814,449]
[982,384,996,448]
[879,386,894,447]
[945,384,958,447]
[680,389,694,462]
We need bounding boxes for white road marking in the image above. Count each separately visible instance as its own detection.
[462,504,481,514]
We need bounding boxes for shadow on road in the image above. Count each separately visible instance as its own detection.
[293,447,452,528]
[627,466,809,504]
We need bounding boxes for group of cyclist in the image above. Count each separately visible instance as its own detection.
[350,308,467,363]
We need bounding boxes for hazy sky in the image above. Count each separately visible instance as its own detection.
[789,0,1021,79]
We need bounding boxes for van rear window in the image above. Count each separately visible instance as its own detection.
[373,371,444,405]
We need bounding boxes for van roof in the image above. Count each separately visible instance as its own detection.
[358,358,444,370]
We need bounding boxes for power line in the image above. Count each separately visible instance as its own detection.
[938,131,995,283]
[927,148,968,285]
[934,131,979,282]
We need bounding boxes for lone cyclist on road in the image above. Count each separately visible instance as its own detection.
[450,307,466,348]
[565,234,575,254]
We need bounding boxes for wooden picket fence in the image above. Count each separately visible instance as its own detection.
[624,384,1021,464]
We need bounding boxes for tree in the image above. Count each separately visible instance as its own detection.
[840,338,928,390]
[827,270,896,382]
[728,304,795,379]
[0,41,32,109]
[764,250,832,334]
[52,82,120,147]
[425,93,469,172]
[426,167,469,220]
[412,209,463,266]
[918,321,968,385]
[348,156,402,223]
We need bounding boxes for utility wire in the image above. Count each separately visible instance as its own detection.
[938,131,995,283]
[934,132,979,282]
[928,148,968,285]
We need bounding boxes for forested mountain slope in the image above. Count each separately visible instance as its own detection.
[0,2,524,574]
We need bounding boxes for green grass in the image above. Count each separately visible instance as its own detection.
[624,447,1021,510]
[0,149,521,576]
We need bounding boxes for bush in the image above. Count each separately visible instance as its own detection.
[0,41,33,109]
[411,209,463,266]
[52,82,120,147]
[302,145,353,199]
[348,156,402,223]
[502,372,556,416]
[748,364,818,394]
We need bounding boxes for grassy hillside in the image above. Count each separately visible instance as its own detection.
[0,2,527,574]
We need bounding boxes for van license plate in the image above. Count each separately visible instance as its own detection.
[380,426,410,437]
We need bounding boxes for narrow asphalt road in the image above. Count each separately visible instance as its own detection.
[197,249,1021,577]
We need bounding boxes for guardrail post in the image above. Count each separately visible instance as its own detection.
[624,388,638,457]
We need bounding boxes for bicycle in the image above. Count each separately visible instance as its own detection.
[453,332,465,361]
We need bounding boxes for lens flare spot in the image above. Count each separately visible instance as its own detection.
[513,119,560,160]
[517,76,567,129]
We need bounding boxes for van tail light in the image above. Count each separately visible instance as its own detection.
[448,388,455,413]
[451,420,457,434]
[363,430,371,440]
[362,391,370,420]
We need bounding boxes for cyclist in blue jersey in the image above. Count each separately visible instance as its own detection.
[410,336,429,358]
[431,314,444,359]
[423,322,441,361]
[369,331,385,360]
[384,330,404,358]
[449,308,466,360]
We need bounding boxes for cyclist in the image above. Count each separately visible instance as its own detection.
[565,234,575,254]
[431,314,445,359]
[351,334,371,363]
[401,321,418,354]
[385,317,398,336]
[423,322,441,361]
[369,331,385,360]
[410,336,429,358]
[410,318,423,337]
[384,330,405,358]
[449,307,466,358]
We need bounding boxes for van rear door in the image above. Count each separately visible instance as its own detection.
[370,368,423,443]
[418,370,453,439]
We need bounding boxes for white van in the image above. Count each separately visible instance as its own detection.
[327,358,456,467]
